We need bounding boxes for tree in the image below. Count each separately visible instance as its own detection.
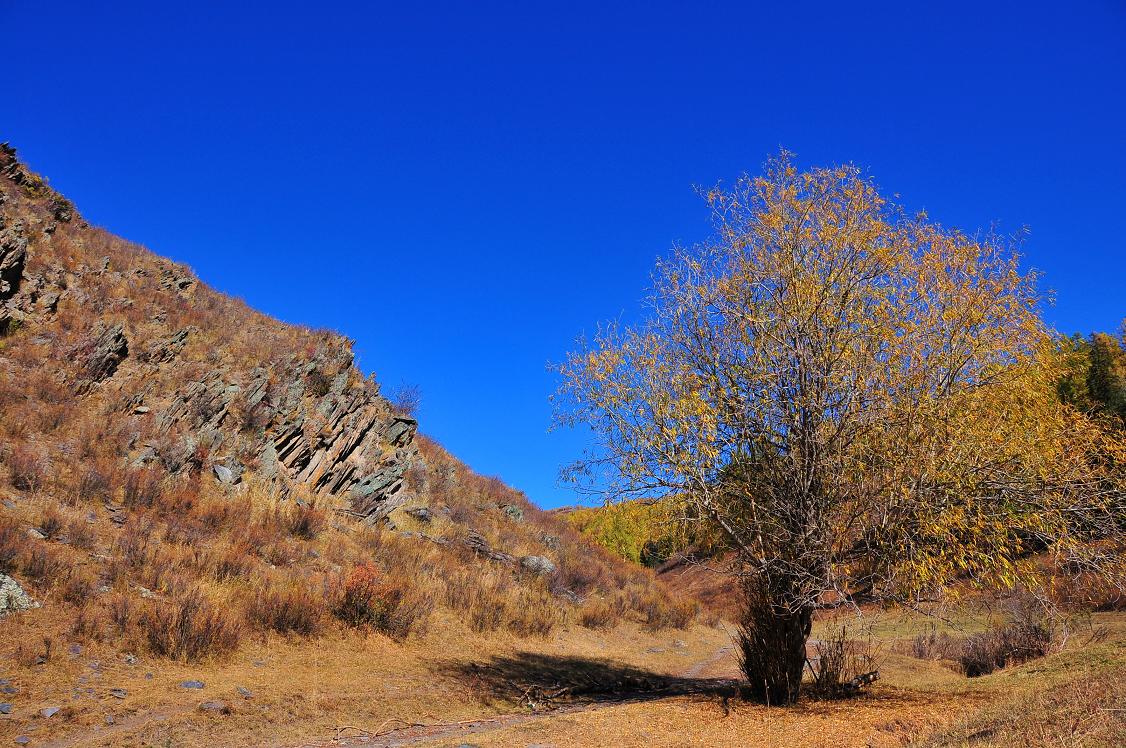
[555,154,1123,704]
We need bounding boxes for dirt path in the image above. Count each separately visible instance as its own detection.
[279,643,740,748]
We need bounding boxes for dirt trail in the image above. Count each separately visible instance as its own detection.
[280,643,740,748]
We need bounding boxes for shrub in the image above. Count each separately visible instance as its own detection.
[335,563,431,639]
[286,501,326,540]
[806,625,881,698]
[247,578,327,636]
[61,570,97,605]
[580,597,623,630]
[76,464,112,503]
[22,546,65,587]
[39,507,64,540]
[122,467,162,509]
[66,516,96,550]
[7,445,46,492]
[642,596,695,631]
[142,589,241,660]
[0,519,26,572]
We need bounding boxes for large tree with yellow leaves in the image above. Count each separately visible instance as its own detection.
[556,154,1123,704]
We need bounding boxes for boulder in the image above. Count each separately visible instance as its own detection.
[501,504,524,522]
[406,506,434,523]
[212,457,244,486]
[520,555,556,576]
[0,573,38,615]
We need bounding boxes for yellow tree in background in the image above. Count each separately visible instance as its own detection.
[555,154,1124,704]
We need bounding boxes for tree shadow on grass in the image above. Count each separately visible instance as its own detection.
[443,652,740,711]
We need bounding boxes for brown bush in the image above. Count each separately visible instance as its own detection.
[0,518,26,572]
[334,563,432,639]
[142,589,241,660]
[108,593,134,634]
[123,467,163,509]
[213,543,255,582]
[580,596,624,630]
[7,444,46,492]
[61,570,98,606]
[247,577,328,635]
[642,596,695,631]
[38,507,65,540]
[66,516,96,550]
[75,464,112,503]
[806,624,881,698]
[22,546,66,587]
[286,501,326,540]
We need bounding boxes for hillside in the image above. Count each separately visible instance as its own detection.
[0,144,706,743]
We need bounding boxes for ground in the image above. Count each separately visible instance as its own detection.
[1,607,1122,747]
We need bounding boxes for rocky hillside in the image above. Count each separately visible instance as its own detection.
[0,144,693,661]
[0,143,415,521]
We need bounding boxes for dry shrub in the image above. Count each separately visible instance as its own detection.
[66,516,96,550]
[247,576,328,635]
[334,563,432,639]
[0,518,26,572]
[806,624,881,698]
[70,603,105,641]
[75,464,112,503]
[213,542,255,582]
[641,595,695,631]
[286,501,326,540]
[7,444,46,492]
[38,507,64,540]
[898,599,1058,678]
[505,590,563,637]
[22,546,66,587]
[122,467,163,509]
[60,569,98,605]
[142,589,241,660]
[107,593,134,635]
[957,621,1053,677]
[580,596,624,630]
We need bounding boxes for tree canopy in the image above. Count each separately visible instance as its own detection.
[556,154,1124,702]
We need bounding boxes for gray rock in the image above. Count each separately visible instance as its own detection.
[501,504,524,522]
[406,506,433,523]
[14,737,29,746]
[199,699,229,714]
[212,460,242,486]
[41,706,60,717]
[0,573,38,615]
[110,688,127,699]
[236,685,253,699]
[83,323,128,383]
[26,528,46,540]
[180,680,205,689]
[0,703,10,714]
[520,555,556,576]
[0,219,28,300]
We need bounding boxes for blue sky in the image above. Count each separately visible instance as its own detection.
[4,1,1124,508]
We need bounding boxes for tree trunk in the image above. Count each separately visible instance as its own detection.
[736,576,813,705]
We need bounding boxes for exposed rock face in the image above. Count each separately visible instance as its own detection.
[0,142,418,517]
[83,323,129,383]
[0,218,27,300]
[0,573,38,615]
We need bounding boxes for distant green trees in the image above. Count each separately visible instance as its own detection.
[1057,323,1126,427]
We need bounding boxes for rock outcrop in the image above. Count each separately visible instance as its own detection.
[0,142,417,518]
